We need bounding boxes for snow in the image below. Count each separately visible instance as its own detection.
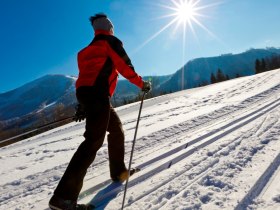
[1,69,280,210]
[36,102,57,113]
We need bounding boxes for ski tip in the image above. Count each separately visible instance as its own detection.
[129,168,141,177]
[134,167,141,172]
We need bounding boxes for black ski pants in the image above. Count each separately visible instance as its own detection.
[54,89,126,201]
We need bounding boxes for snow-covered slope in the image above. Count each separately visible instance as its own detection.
[1,69,280,210]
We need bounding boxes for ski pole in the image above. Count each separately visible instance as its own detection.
[121,92,146,210]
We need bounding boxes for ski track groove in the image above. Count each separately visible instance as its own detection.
[76,90,280,199]
[78,95,280,207]
[75,82,280,185]
[235,153,280,210]
[125,108,280,209]
[121,71,277,128]
[124,138,242,209]
[258,152,280,198]
[125,83,280,166]
[130,83,280,164]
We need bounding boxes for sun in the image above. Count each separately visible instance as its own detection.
[174,0,197,23]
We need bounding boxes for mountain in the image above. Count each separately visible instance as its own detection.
[0,75,77,141]
[160,48,280,92]
[0,75,76,121]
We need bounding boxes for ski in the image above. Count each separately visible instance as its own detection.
[83,143,190,208]
[87,168,141,209]
[78,142,189,201]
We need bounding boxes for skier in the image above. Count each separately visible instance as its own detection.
[49,13,151,210]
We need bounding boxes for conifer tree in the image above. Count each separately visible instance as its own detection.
[255,59,261,74]
[216,68,226,82]
[226,75,230,80]
[269,55,280,70]
[210,73,217,84]
[261,58,267,72]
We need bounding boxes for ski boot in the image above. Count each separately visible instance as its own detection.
[111,168,140,182]
[49,195,94,210]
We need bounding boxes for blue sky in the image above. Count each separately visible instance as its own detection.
[1,0,280,93]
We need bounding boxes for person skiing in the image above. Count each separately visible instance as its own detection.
[49,13,151,210]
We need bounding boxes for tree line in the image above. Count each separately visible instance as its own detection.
[206,54,280,87]
[210,68,231,84]
[197,68,233,87]
[255,54,280,74]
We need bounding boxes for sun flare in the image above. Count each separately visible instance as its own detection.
[150,0,218,39]
[134,0,223,87]
[132,0,223,91]
[174,0,197,23]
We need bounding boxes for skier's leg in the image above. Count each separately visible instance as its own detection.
[53,98,110,201]
[107,105,127,180]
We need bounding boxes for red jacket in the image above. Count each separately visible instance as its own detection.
[76,30,143,97]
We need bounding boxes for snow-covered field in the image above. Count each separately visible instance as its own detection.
[1,69,280,210]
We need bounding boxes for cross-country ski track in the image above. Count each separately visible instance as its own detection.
[1,69,280,210]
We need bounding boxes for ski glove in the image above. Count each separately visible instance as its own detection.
[73,104,86,122]
[142,81,152,93]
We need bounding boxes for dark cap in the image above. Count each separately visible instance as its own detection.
[89,13,114,32]
[89,13,107,25]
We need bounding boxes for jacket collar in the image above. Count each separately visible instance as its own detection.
[94,30,113,36]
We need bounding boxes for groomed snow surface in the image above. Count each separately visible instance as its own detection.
[1,69,280,210]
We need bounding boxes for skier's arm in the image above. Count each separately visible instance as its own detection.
[106,39,144,89]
